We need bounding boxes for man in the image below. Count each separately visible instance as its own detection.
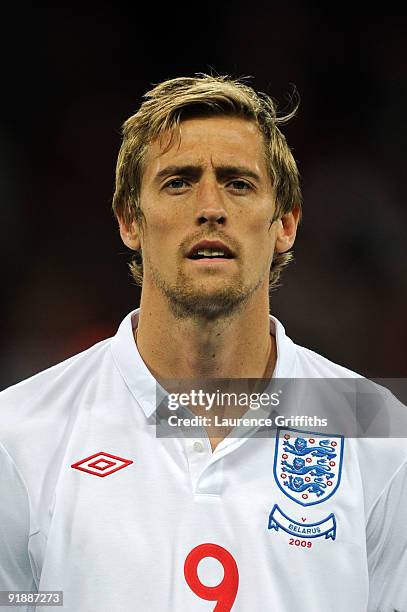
[0,74,406,611]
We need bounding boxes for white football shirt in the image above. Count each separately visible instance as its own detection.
[0,309,406,611]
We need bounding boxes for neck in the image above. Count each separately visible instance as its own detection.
[135,281,276,380]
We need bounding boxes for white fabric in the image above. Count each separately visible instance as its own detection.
[0,308,406,611]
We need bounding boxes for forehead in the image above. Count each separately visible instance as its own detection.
[142,115,268,180]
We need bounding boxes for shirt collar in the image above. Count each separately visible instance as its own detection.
[110,308,297,419]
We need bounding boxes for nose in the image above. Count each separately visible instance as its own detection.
[195,181,227,226]
[197,209,226,226]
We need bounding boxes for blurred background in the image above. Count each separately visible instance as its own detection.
[1,3,406,389]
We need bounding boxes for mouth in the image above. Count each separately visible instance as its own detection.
[186,240,235,262]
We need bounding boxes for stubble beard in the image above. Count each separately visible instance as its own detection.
[148,262,265,322]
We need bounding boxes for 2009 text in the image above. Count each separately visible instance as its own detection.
[288,538,312,548]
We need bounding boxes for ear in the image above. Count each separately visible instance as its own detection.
[274,205,301,254]
[118,218,142,251]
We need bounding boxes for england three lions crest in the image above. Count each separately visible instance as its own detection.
[274,428,344,506]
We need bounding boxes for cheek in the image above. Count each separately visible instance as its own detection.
[141,224,183,272]
[239,229,276,277]
[143,207,172,233]
[143,201,192,239]
[244,217,277,254]
[141,208,178,252]
[243,206,274,231]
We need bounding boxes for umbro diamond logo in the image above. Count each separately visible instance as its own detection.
[71,452,133,477]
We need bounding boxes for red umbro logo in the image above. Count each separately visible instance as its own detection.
[71,452,133,477]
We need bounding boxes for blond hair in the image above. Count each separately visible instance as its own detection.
[112,74,302,289]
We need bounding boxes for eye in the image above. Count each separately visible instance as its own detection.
[164,178,190,190]
[228,180,252,191]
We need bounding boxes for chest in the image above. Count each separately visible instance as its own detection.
[33,434,368,611]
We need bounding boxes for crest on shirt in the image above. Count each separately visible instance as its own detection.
[273,428,344,506]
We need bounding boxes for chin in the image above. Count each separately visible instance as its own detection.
[166,287,251,321]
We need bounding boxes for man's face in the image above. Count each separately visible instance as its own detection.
[135,115,286,320]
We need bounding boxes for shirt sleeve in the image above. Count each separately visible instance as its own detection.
[0,442,37,611]
[366,456,407,612]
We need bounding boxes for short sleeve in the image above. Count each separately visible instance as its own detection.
[366,457,407,611]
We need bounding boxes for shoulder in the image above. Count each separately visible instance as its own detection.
[0,336,114,446]
[0,334,123,523]
[292,340,406,427]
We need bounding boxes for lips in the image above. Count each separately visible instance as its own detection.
[186,240,235,259]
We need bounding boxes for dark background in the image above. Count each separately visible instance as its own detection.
[1,4,406,389]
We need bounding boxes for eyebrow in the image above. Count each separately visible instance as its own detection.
[154,164,261,184]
